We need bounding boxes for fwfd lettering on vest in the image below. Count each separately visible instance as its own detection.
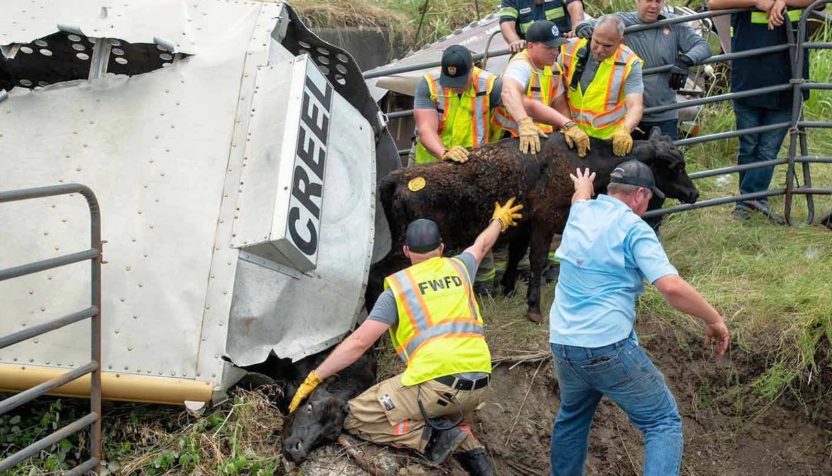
[288,73,333,256]
[417,275,464,295]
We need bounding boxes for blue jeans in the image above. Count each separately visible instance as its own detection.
[733,100,792,209]
[550,339,683,476]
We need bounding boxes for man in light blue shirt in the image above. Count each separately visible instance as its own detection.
[548,161,730,476]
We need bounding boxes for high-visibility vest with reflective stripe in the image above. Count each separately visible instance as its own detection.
[491,50,565,136]
[750,8,802,24]
[384,256,491,386]
[560,38,643,140]
[414,67,497,165]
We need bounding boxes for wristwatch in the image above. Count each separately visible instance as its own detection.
[561,121,577,131]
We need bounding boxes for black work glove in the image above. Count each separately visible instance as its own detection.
[575,22,594,39]
[668,55,693,90]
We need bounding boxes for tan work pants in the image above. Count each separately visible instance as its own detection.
[343,373,486,454]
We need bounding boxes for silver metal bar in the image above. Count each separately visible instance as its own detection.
[364,48,511,79]
[674,122,791,147]
[0,307,98,350]
[643,44,792,75]
[0,412,99,472]
[0,361,98,414]
[64,458,100,476]
[803,42,832,49]
[646,84,792,115]
[643,189,785,218]
[0,249,98,281]
[791,187,832,195]
[797,121,832,128]
[624,8,747,33]
[794,156,832,163]
[801,83,832,90]
[88,38,111,80]
[688,158,788,180]
[0,183,96,202]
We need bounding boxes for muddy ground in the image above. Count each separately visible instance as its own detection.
[294,316,832,476]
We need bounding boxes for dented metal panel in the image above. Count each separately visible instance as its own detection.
[226,56,375,365]
[0,0,379,400]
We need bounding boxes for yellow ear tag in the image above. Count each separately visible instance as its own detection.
[408,176,426,192]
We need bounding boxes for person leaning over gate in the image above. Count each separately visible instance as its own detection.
[496,20,591,157]
[499,0,586,53]
[708,0,813,222]
[547,163,730,476]
[411,45,503,167]
[288,199,526,476]
[559,15,645,157]
[573,0,712,232]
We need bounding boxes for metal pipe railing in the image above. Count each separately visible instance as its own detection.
[376,3,832,222]
[0,413,99,472]
[0,183,103,475]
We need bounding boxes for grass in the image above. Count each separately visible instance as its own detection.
[3,1,832,474]
[0,389,285,475]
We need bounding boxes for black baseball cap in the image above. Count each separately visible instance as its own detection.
[525,20,569,48]
[406,219,442,253]
[440,45,473,89]
[610,160,666,200]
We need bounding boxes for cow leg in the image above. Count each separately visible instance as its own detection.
[499,226,530,297]
[526,223,556,323]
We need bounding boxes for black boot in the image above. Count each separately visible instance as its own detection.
[455,448,495,476]
[423,423,466,465]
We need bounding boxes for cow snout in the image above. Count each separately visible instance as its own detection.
[283,435,309,463]
[686,187,700,204]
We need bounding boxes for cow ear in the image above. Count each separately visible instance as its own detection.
[649,126,662,141]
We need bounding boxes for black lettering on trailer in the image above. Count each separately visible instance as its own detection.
[287,73,333,258]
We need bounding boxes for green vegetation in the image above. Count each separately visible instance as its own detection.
[3,1,832,474]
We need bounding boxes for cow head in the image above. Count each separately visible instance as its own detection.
[282,388,348,463]
[632,128,699,204]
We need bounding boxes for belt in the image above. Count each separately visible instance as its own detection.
[434,374,490,391]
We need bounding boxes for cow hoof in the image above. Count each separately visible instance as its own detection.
[527,312,544,323]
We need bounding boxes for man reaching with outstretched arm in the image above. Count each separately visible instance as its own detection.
[548,163,730,476]
[289,198,526,476]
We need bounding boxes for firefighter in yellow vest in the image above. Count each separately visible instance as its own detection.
[559,15,645,156]
[497,20,591,157]
[289,199,524,475]
[412,45,504,166]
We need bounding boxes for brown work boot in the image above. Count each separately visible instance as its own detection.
[423,423,466,466]
[455,448,495,476]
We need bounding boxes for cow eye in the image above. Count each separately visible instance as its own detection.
[305,403,313,413]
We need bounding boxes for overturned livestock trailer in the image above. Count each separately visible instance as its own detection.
[0,0,399,409]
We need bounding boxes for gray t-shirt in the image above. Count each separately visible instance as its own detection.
[617,12,711,122]
[578,55,643,95]
[414,77,503,110]
[368,252,479,326]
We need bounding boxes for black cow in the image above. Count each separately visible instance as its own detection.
[281,352,377,463]
[373,128,699,321]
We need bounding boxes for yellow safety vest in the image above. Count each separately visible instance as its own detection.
[384,256,491,386]
[560,38,643,140]
[750,8,803,24]
[414,67,497,165]
[492,50,566,136]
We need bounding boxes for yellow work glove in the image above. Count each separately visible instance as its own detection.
[288,370,323,413]
[518,117,546,155]
[441,145,469,163]
[562,122,590,158]
[611,124,633,157]
[490,196,524,231]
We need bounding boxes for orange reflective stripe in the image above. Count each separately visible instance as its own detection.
[448,258,479,320]
[403,268,435,327]
[387,273,421,338]
[397,317,483,356]
[407,332,486,359]
[603,48,623,108]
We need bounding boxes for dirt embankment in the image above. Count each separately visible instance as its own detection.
[297,316,832,475]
